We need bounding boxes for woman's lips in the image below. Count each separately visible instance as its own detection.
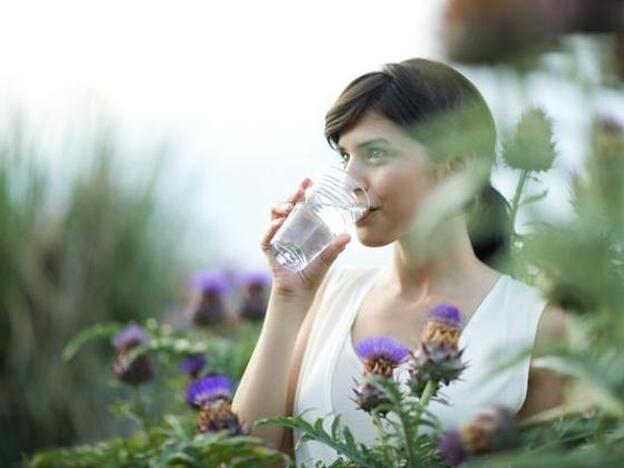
[356,208,378,225]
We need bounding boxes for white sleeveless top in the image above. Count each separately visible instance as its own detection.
[293,265,547,466]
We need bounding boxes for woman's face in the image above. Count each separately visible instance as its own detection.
[336,111,440,247]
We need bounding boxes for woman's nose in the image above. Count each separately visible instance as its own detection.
[344,162,370,206]
[345,158,365,181]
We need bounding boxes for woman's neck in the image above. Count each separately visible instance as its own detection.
[390,215,487,302]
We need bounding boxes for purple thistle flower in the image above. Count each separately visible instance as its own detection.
[422,303,464,350]
[427,304,463,327]
[185,375,233,409]
[111,324,153,386]
[188,271,230,327]
[439,406,518,465]
[408,304,466,395]
[113,352,154,386]
[197,399,245,436]
[239,271,271,321]
[355,335,410,377]
[112,324,150,350]
[180,354,207,378]
[462,406,518,454]
[190,270,231,294]
[239,271,271,289]
[438,429,467,467]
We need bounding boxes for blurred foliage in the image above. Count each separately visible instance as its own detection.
[11,1,624,466]
[31,413,285,468]
[0,116,190,466]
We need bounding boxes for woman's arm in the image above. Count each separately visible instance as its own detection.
[232,269,335,449]
[517,304,569,418]
[232,289,314,447]
[234,176,350,448]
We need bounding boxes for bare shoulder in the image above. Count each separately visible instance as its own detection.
[517,303,570,419]
[534,303,568,348]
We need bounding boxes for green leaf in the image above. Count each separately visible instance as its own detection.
[62,322,123,361]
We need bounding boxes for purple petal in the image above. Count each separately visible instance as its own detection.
[180,354,207,376]
[354,335,410,365]
[112,324,150,350]
[239,271,271,287]
[190,270,231,294]
[438,429,467,466]
[427,304,463,326]
[185,375,233,408]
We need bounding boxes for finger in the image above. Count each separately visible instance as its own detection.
[316,233,351,268]
[270,201,295,220]
[260,217,287,253]
[287,178,312,204]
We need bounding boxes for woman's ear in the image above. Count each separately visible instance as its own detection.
[430,151,478,182]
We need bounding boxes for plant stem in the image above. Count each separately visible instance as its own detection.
[397,406,418,468]
[414,380,439,438]
[372,413,390,464]
[510,169,530,233]
[132,388,147,433]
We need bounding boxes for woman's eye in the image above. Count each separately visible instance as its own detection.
[338,152,350,165]
[367,148,387,160]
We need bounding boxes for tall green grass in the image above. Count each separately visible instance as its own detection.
[0,115,194,466]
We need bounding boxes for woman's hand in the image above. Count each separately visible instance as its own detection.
[260,177,351,298]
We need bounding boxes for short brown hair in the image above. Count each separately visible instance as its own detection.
[325,58,510,267]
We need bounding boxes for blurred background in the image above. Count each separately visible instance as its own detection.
[2,0,623,466]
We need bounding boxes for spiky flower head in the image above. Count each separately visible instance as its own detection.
[352,374,392,415]
[438,406,518,466]
[197,399,245,436]
[111,324,153,386]
[421,304,463,350]
[502,107,556,172]
[437,429,467,467]
[239,271,271,321]
[409,344,466,397]
[239,271,271,291]
[185,375,233,409]
[409,304,466,395]
[113,353,154,386]
[188,270,230,327]
[355,335,410,377]
[112,324,149,351]
[180,354,207,378]
[191,270,232,294]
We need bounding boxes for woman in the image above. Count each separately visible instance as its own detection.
[232,58,567,465]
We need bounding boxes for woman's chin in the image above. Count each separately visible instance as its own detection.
[355,228,394,248]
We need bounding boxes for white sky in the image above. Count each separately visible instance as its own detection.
[1,1,622,271]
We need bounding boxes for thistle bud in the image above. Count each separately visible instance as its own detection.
[239,271,270,321]
[180,353,208,379]
[502,107,556,173]
[352,336,409,414]
[409,304,466,396]
[198,399,244,436]
[439,406,518,466]
[111,324,153,386]
[188,271,230,327]
[354,335,410,378]
[185,374,245,436]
